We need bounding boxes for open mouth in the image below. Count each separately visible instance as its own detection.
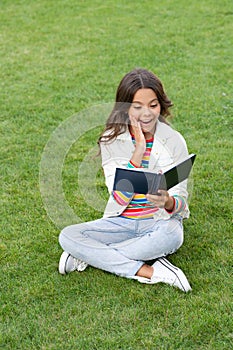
[140,119,152,125]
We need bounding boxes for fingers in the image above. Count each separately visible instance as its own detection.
[129,114,140,129]
[129,114,143,136]
[146,190,169,208]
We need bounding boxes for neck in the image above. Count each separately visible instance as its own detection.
[143,131,153,139]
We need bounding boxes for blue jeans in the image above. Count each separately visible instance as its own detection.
[59,216,183,278]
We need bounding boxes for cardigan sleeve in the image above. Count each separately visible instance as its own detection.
[100,137,134,206]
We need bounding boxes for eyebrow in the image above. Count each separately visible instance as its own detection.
[132,98,158,104]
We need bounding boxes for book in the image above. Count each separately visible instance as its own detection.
[113,153,196,194]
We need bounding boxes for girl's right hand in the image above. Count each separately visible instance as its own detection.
[129,114,146,153]
[129,114,146,167]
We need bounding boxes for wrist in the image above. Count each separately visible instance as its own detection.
[165,196,175,212]
[129,160,142,168]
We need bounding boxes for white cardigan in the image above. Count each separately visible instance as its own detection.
[100,120,190,220]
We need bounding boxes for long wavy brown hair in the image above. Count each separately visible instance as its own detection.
[99,68,173,144]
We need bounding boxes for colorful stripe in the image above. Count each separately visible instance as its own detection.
[121,193,159,219]
[173,195,186,214]
[113,191,133,206]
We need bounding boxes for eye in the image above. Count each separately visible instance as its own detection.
[132,105,142,110]
[150,104,158,109]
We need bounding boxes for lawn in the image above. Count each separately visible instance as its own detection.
[0,0,232,349]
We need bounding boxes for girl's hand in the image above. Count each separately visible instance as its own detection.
[128,115,146,167]
[146,190,174,210]
[129,114,146,152]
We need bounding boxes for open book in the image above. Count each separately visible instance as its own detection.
[113,154,196,194]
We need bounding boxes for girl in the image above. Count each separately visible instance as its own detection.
[58,68,192,292]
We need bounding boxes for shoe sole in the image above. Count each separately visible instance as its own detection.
[58,252,70,275]
[159,258,192,292]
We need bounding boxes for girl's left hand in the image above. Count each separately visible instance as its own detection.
[146,190,174,210]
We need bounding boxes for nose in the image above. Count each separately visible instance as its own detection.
[142,106,151,116]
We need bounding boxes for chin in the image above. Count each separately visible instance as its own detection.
[143,124,156,134]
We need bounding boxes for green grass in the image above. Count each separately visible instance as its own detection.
[0,0,232,349]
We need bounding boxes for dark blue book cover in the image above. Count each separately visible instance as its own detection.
[113,154,196,194]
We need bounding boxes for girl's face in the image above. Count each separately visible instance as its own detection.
[128,88,161,135]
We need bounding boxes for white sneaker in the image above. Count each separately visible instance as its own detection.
[138,257,192,292]
[58,251,88,275]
